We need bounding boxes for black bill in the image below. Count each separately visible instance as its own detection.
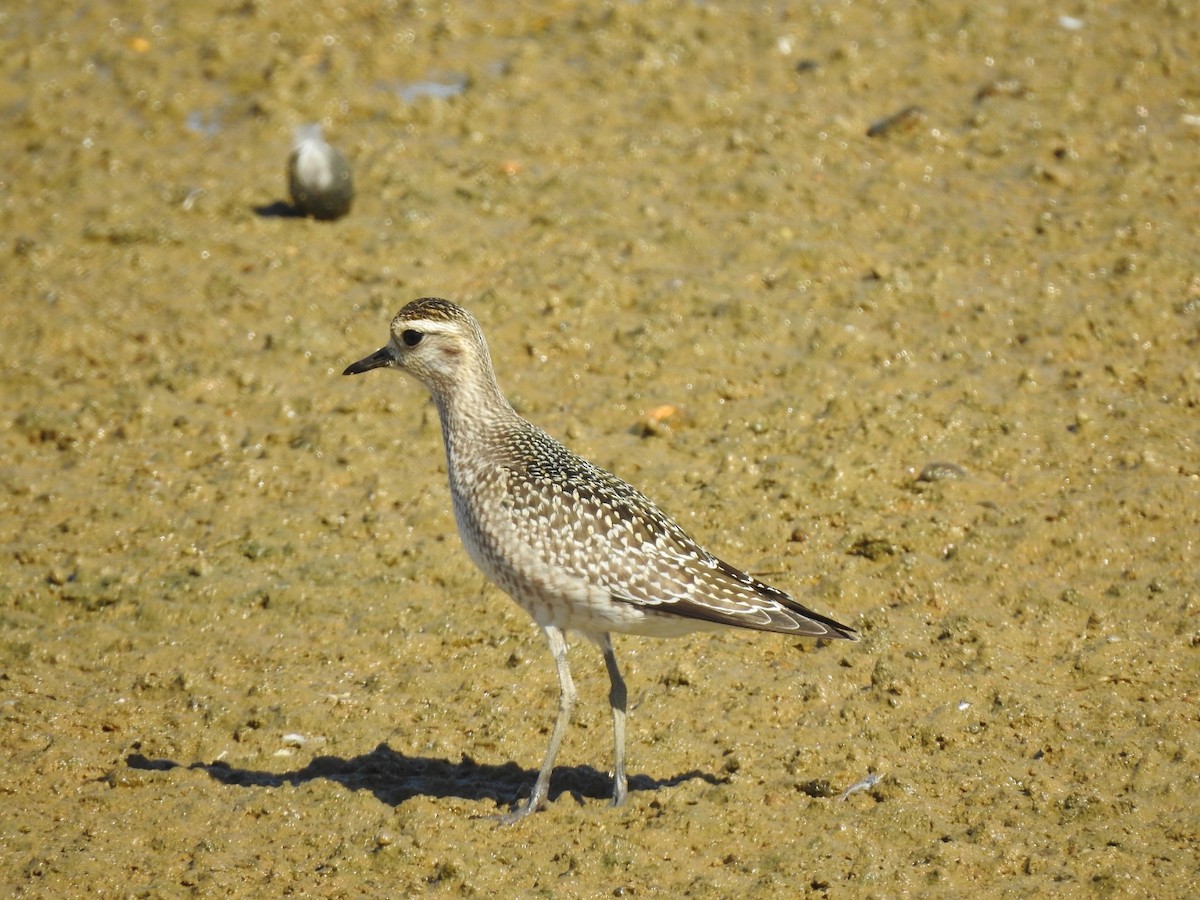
[343,346,393,376]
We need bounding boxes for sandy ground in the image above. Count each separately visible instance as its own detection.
[2,1,1197,896]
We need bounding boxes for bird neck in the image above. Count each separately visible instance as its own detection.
[431,369,519,467]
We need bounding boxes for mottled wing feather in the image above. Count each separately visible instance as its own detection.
[502,425,857,641]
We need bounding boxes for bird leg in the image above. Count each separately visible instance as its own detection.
[499,624,575,823]
[600,633,629,806]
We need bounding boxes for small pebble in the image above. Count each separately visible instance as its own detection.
[837,772,883,801]
[975,78,1029,102]
[916,461,967,483]
[288,124,354,221]
[866,105,926,138]
[635,403,688,437]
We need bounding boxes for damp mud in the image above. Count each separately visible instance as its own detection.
[2,2,1197,896]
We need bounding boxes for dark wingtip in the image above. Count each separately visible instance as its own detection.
[811,618,860,642]
[804,612,860,642]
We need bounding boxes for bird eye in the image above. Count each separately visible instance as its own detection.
[401,329,423,347]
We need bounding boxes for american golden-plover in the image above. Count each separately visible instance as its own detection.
[344,298,858,821]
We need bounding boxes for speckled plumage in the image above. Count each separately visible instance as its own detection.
[344,297,858,821]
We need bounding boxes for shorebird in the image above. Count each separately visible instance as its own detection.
[287,124,353,221]
[343,298,858,821]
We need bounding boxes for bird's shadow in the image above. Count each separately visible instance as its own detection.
[252,200,305,218]
[126,744,724,814]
